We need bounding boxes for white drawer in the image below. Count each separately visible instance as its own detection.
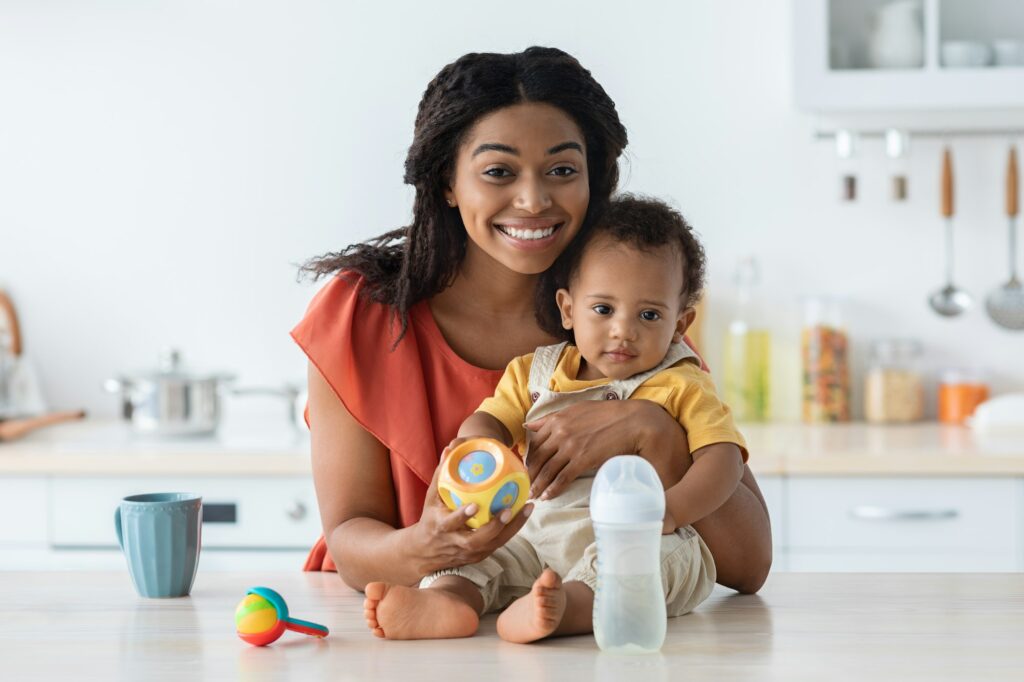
[0,476,48,545]
[51,476,321,549]
[787,477,1018,553]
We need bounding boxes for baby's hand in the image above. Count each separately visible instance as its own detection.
[441,436,474,462]
[661,509,678,535]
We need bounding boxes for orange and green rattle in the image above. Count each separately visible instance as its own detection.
[235,586,329,646]
[438,437,530,529]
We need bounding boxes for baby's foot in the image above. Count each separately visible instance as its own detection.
[496,568,567,643]
[363,583,479,640]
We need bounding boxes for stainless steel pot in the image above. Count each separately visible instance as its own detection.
[105,349,235,437]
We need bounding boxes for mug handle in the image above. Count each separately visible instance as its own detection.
[114,507,123,550]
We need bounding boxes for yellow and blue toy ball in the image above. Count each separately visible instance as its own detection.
[438,438,530,529]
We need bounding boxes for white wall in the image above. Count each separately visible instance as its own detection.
[1,0,1021,422]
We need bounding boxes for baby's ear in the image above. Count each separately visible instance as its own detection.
[555,289,574,330]
[673,306,697,343]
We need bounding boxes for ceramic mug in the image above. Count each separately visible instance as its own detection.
[114,492,202,598]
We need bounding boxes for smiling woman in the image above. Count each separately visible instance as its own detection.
[292,47,772,603]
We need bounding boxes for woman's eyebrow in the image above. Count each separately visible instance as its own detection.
[471,141,584,158]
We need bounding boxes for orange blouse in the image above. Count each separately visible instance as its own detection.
[291,273,708,572]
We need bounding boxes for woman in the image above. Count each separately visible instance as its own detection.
[294,47,771,595]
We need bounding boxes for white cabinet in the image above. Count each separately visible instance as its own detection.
[794,0,1024,110]
[0,476,48,546]
[784,476,1019,571]
[52,476,321,549]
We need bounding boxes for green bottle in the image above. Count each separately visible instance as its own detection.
[723,257,771,422]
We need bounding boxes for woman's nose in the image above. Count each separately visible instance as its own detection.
[513,178,552,213]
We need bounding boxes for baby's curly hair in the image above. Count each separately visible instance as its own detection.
[535,194,706,342]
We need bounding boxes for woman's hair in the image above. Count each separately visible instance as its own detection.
[534,193,707,343]
[300,46,628,342]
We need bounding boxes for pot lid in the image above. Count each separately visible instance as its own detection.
[127,349,235,382]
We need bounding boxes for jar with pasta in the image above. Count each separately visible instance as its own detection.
[864,339,924,423]
[801,296,850,422]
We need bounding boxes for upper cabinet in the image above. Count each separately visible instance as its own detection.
[794,0,1024,111]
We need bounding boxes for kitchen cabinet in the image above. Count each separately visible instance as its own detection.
[784,476,1019,571]
[794,0,1024,111]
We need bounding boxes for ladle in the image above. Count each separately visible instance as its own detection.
[928,147,971,317]
[985,146,1024,330]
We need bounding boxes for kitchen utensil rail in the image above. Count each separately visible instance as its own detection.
[815,128,1024,141]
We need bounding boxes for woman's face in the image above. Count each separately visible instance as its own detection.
[446,102,590,275]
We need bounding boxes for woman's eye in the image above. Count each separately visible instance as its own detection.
[549,166,577,177]
[640,310,661,321]
[592,304,611,315]
[483,167,513,178]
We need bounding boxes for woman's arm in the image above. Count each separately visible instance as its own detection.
[663,443,745,529]
[308,363,532,591]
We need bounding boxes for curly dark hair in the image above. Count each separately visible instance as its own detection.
[535,194,707,343]
[299,47,628,344]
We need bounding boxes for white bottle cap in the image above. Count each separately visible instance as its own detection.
[589,455,665,525]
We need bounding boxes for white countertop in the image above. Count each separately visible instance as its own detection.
[1,418,1023,476]
[0,418,311,475]
[3,570,1022,680]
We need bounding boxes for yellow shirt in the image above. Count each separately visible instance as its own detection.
[477,344,748,460]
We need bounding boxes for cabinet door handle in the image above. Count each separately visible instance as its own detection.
[286,501,307,521]
[850,506,959,521]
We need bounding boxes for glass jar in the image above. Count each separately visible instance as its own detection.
[864,339,924,423]
[938,370,989,425]
[723,258,771,421]
[801,296,850,422]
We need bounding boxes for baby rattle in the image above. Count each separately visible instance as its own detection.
[234,586,329,646]
[438,437,530,529]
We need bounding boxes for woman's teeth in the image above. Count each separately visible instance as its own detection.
[496,225,558,240]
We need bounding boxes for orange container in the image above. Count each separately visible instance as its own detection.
[938,372,989,425]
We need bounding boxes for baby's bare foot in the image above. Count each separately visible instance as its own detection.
[363,583,479,640]
[496,568,567,643]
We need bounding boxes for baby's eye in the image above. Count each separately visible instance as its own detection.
[548,166,577,177]
[592,304,612,315]
[640,310,661,321]
[484,167,513,178]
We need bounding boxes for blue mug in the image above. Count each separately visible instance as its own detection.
[114,492,202,598]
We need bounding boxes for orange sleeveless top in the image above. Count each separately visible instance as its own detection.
[291,274,504,571]
[291,273,708,572]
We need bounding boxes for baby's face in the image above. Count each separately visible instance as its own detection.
[556,235,694,381]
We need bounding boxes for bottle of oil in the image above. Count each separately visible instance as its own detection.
[723,257,771,422]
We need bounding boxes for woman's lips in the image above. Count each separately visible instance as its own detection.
[493,220,564,250]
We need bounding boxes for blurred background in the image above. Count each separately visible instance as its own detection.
[2,0,1023,572]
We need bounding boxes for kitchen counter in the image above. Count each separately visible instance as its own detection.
[741,422,1024,476]
[2,570,1021,680]
[2,418,1022,476]
[0,418,310,475]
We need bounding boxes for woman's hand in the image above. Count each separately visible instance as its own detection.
[410,460,534,577]
[524,399,690,500]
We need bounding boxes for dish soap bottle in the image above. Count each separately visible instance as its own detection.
[590,455,666,654]
[723,257,771,421]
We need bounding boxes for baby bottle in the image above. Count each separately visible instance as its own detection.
[590,455,666,654]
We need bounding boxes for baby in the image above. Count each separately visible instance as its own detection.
[364,194,748,642]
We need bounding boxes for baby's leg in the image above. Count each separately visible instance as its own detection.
[364,576,482,640]
[496,569,595,643]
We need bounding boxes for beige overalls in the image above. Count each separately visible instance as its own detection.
[421,341,717,616]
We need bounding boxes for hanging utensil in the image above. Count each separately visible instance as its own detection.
[928,147,972,317]
[985,146,1024,330]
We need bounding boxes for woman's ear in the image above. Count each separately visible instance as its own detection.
[673,306,697,343]
[555,289,574,330]
[443,186,456,207]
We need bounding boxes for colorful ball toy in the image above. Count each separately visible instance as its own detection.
[234,586,329,646]
[438,437,530,529]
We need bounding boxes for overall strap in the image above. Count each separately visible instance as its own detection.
[527,341,569,395]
